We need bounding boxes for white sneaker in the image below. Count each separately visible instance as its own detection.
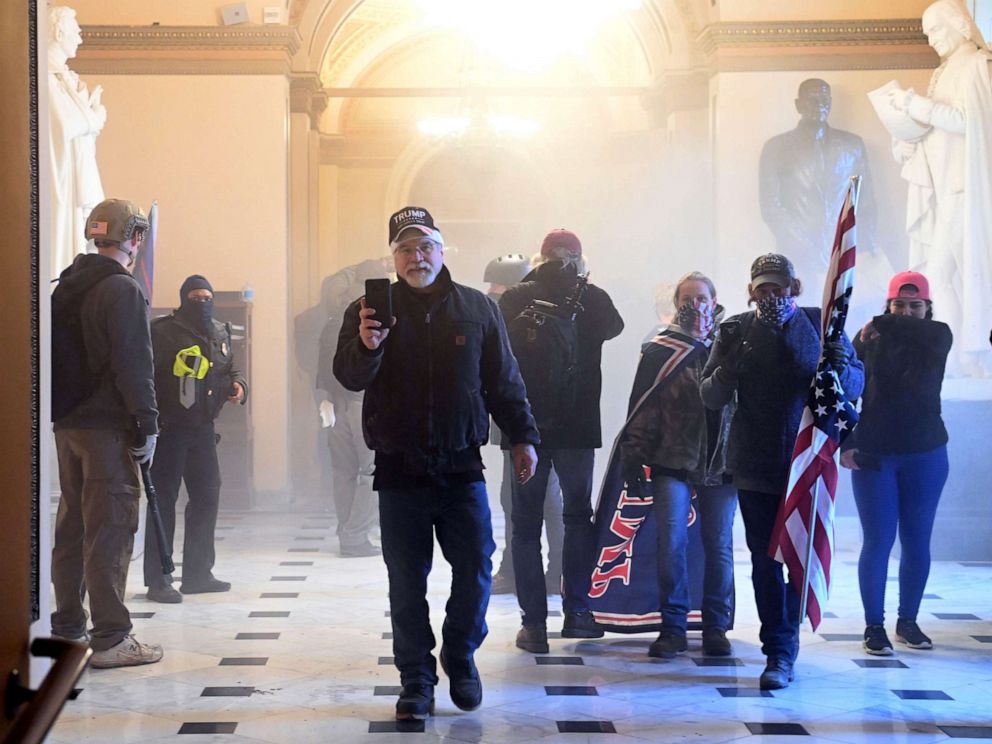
[89,635,163,669]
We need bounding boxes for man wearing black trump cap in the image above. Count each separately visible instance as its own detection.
[143,274,248,603]
[334,206,539,721]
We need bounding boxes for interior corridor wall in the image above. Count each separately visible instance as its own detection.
[83,73,291,497]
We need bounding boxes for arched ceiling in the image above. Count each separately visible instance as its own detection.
[294,0,702,134]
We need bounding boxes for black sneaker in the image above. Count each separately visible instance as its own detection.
[146,583,183,604]
[491,573,515,595]
[515,625,549,654]
[439,650,482,711]
[395,684,435,721]
[180,575,231,594]
[561,611,604,639]
[863,624,894,656]
[648,631,688,659]
[701,627,732,657]
[895,619,933,649]
[759,657,794,690]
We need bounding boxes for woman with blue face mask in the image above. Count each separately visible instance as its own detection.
[840,271,952,656]
[700,253,864,690]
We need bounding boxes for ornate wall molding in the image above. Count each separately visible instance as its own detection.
[698,19,938,71]
[290,72,328,128]
[74,25,303,75]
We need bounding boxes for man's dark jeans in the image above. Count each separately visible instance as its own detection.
[738,488,800,662]
[511,448,595,626]
[379,482,495,686]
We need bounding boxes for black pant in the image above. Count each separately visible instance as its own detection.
[512,448,595,625]
[379,482,495,686]
[143,422,221,587]
[738,488,800,662]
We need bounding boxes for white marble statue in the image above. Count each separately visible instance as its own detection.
[882,0,992,372]
[49,5,106,277]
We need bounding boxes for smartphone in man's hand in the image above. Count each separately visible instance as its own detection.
[364,278,392,322]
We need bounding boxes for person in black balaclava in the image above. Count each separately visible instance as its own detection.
[143,274,248,603]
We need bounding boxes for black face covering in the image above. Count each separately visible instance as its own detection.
[178,274,215,333]
[180,298,214,332]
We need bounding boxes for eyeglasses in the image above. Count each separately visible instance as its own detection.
[394,241,439,258]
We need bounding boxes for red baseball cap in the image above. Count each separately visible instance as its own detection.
[887,271,930,301]
[540,229,582,260]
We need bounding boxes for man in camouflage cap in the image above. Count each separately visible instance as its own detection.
[51,197,164,668]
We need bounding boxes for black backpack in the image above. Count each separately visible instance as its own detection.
[51,271,119,422]
[507,274,589,431]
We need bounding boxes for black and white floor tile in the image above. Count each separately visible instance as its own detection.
[50,510,992,743]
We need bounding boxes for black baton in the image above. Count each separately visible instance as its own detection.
[139,461,175,575]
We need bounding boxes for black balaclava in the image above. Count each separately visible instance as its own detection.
[178,274,214,333]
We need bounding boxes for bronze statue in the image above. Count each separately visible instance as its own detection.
[760,79,877,276]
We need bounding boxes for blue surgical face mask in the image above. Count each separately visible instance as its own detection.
[756,295,797,327]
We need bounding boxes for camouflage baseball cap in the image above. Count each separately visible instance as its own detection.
[85,199,149,244]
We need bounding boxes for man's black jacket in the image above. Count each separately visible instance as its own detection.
[53,253,158,436]
[333,265,539,474]
[498,260,624,449]
[151,312,248,428]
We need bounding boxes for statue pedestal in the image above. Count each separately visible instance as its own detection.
[930,384,992,560]
[834,381,992,561]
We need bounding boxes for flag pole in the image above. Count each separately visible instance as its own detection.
[799,479,821,625]
[798,175,861,627]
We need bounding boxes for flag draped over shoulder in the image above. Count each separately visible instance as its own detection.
[587,328,705,632]
[769,179,860,631]
[134,201,157,304]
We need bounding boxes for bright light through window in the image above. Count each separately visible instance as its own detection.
[416,0,642,72]
[417,116,471,137]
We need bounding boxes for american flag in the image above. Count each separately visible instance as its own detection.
[768,177,861,631]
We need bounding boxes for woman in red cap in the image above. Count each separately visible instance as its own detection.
[841,271,953,656]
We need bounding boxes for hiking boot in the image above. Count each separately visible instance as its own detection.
[561,611,604,639]
[89,635,163,669]
[395,684,435,721]
[863,624,894,656]
[759,657,794,690]
[515,625,549,654]
[702,627,733,657]
[491,572,515,595]
[648,630,688,659]
[180,575,231,594]
[895,619,933,649]
[439,650,482,711]
[146,583,183,604]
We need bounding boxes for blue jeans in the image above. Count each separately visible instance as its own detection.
[851,445,948,626]
[651,476,737,632]
[738,489,800,662]
[511,448,595,625]
[378,482,496,686]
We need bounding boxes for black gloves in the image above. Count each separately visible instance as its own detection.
[715,340,748,385]
[824,340,850,370]
[622,459,649,489]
